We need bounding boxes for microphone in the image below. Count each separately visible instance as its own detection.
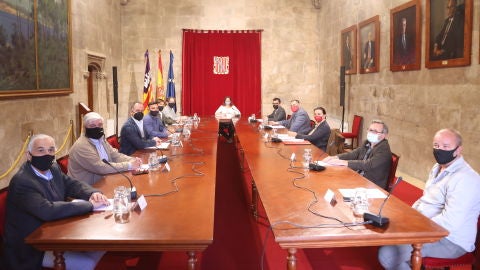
[363,176,403,227]
[102,159,137,200]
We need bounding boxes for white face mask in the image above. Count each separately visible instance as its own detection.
[366,132,381,144]
[225,101,231,105]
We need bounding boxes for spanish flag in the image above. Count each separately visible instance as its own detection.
[143,50,153,114]
[156,50,165,101]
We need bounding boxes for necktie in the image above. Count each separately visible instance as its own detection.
[402,34,406,49]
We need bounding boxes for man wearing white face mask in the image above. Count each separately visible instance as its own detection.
[323,119,392,190]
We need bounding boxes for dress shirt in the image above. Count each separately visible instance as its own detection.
[133,118,145,138]
[215,105,241,117]
[143,113,169,138]
[163,106,179,121]
[412,157,480,252]
[89,138,109,161]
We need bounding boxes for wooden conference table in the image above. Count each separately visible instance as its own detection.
[26,118,220,270]
[234,120,448,270]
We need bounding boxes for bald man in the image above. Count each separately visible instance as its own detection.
[378,129,480,269]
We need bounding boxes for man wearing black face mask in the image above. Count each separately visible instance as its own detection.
[162,97,179,122]
[143,101,169,138]
[2,134,109,270]
[267,97,286,121]
[120,102,162,155]
[378,129,480,270]
[68,112,142,185]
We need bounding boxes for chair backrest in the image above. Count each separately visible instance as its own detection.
[351,115,362,135]
[0,188,8,238]
[287,114,291,120]
[310,120,315,128]
[326,129,345,156]
[106,134,120,150]
[387,153,400,191]
[56,155,69,174]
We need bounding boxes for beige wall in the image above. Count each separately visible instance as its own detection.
[0,0,479,188]
[318,0,480,180]
[0,0,123,188]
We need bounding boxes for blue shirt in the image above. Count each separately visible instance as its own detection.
[143,113,169,138]
[413,157,480,252]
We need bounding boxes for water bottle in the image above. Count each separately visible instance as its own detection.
[148,152,159,171]
[302,149,312,169]
[113,186,131,223]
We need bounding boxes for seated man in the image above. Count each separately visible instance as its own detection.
[120,101,162,155]
[2,134,109,270]
[162,97,179,122]
[157,98,175,126]
[267,97,287,122]
[68,112,142,185]
[271,99,311,135]
[323,119,392,189]
[288,106,330,152]
[143,101,169,139]
[378,129,480,269]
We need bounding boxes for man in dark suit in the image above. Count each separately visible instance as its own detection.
[289,106,331,152]
[362,31,375,69]
[271,99,311,135]
[120,101,161,155]
[362,31,375,68]
[323,119,392,190]
[1,134,109,270]
[267,97,286,122]
[432,0,464,60]
[343,34,353,70]
[394,17,415,65]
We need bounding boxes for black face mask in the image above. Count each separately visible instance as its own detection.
[30,154,55,171]
[433,146,458,165]
[168,103,175,108]
[133,112,144,121]
[150,111,159,117]
[158,106,164,111]
[273,105,279,110]
[85,127,104,139]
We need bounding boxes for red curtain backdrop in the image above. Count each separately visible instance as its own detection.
[182,30,262,116]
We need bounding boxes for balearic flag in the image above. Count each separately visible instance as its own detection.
[167,50,176,112]
[156,50,165,101]
[143,50,153,114]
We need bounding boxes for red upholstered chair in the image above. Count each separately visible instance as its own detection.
[56,155,69,174]
[422,217,480,270]
[341,115,362,150]
[287,114,291,120]
[387,153,400,191]
[106,134,120,150]
[310,120,315,128]
[0,188,8,255]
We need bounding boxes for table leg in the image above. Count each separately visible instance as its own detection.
[53,251,66,270]
[286,248,297,270]
[411,243,423,270]
[252,181,258,219]
[187,251,197,270]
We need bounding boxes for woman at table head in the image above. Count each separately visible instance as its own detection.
[214,96,241,118]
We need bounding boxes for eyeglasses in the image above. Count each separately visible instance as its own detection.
[368,129,383,135]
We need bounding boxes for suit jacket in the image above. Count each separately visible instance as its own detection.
[143,113,169,138]
[343,43,353,70]
[295,121,331,152]
[394,33,415,65]
[267,106,286,122]
[68,135,133,185]
[337,139,392,190]
[363,40,375,68]
[2,162,97,270]
[433,10,464,60]
[120,117,156,155]
[279,107,311,135]
[162,106,178,121]
[159,111,175,125]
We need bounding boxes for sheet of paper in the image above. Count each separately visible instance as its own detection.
[338,188,387,199]
[72,199,114,211]
[314,160,331,167]
[264,125,285,129]
[144,142,170,150]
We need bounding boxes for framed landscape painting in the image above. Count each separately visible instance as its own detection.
[0,0,72,99]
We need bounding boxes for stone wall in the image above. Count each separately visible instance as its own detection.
[0,0,123,189]
[319,0,480,179]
